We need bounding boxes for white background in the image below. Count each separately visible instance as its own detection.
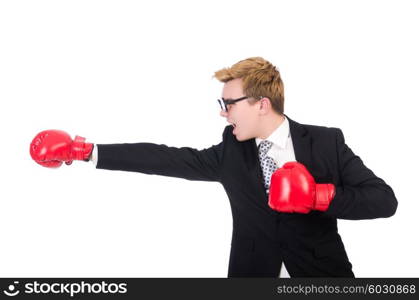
[1,0,418,277]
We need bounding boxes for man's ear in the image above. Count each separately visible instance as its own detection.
[259,97,271,113]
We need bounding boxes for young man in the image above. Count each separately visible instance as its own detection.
[30,57,398,277]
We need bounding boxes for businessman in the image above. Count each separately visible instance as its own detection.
[30,57,398,277]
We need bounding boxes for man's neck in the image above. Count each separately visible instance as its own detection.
[257,114,285,140]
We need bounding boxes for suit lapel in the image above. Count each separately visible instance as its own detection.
[243,138,264,182]
[286,115,313,170]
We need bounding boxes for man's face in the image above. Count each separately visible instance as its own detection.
[220,78,260,141]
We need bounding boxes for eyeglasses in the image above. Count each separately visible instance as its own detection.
[217,96,249,112]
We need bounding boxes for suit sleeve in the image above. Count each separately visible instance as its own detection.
[95,134,225,182]
[324,129,398,220]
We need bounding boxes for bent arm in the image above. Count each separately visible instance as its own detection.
[325,129,398,220]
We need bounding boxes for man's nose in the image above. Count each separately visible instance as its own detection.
[220,110,228,118]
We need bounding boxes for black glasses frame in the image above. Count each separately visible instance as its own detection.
[217,96,249,112]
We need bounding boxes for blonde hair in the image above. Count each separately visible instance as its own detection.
[214,57,284,114]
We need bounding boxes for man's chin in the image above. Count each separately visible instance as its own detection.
[234,134,252,142]
[233,128,254,141]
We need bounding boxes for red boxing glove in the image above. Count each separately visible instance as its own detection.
[30,130,93,168]
[268,162,335,213]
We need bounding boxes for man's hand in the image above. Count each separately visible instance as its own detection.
[268,162,335,213]
[30,130,93,168]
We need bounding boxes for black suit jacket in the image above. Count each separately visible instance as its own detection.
[96,116,398,277]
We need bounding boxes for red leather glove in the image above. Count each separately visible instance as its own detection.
[268,162,335,213]
[30,130,93,168]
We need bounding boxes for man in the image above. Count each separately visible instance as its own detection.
[30,57,398,277]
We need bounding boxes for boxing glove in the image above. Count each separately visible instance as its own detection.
[30,130,93,168]
[268,161,335,213]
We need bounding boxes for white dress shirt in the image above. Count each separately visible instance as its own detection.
[91,144,99,167]
[256,116,296,278]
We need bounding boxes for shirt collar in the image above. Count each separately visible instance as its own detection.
[255,115,290,149]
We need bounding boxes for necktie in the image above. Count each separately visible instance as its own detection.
[258,140,279,190]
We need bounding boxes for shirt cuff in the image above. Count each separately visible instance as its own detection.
[91,144,98,167]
